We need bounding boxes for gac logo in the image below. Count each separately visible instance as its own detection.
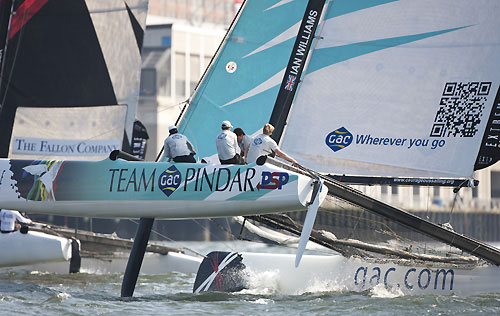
[257,171,289,190]
[325,127,352,152]
[158,165,182,197]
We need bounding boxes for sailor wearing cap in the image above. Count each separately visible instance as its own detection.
[162,125,196,163]
[216,120,243,164]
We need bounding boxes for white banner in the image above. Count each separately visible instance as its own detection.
[12,137,121,156]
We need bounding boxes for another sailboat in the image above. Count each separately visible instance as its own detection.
[0,226,76,269]
[0,0,195,273]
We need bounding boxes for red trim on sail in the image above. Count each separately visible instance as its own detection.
[9,0,49,39]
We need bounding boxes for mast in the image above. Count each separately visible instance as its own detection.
[269,0,327,142]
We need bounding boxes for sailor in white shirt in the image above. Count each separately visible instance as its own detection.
[246,123,299,167]
[163,125,196,163]
[233,128,252,160]
[216,120,243,164]
[0,209,32,233]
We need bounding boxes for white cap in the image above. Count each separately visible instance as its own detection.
[222,120,232,128]
[168,125,177,131]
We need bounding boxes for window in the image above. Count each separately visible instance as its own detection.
[391,185,398,195]
[491,171,500,198]
[413,185,420,196]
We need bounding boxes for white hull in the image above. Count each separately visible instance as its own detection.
[0,231,72,267]
[239,252,500,296]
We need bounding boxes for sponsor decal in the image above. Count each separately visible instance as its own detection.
[325,127,353,152]
[109,168,156,193]
[226,61,237,73]
[284,75,296,91]
[107,166,291,195]
[158,166,182,197]
[354,266,454,291]
[257,172,289,190]
[12,137,120,156]
[325,127,447,152]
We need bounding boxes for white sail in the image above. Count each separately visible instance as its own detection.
[280,0,500,178]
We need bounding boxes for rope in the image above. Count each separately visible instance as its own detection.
[127,219,205,258]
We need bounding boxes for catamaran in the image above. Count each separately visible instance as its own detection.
[177,0,500,296]
[2,0,500,297]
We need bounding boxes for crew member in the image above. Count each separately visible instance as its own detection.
[246,123,299,167]
[233,127,252,160]
[163,125,196,163]
[216,120,243,164]
[0,209,32,233]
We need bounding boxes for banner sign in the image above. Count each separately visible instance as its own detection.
[12,137,121,156]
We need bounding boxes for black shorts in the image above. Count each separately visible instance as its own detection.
[220,154,244,165]
[173,154,196,163]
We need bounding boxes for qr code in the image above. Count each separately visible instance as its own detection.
[430,82,491,137]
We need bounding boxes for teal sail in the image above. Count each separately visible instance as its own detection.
[177,0,309,160]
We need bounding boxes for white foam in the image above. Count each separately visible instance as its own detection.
[370,283,405,298]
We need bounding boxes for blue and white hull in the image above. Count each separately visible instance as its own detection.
[0,158,324,219]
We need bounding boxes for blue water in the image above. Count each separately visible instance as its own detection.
[1,241,499,315]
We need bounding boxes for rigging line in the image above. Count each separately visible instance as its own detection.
[323,195,402,239]
[156,99,188,113]
[184,0,245,107]
[346,208,364,240]
[224,217,233,239]
[322,208,402,242]
[190,218,238,253]
[207,218,247,252]
[447,185,462,224]
[127,219,205,258]
[169,0,247,135]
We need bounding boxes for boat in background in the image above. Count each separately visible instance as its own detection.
[0,219,202,275]
[17,222,201,275]
[0,229,75,270]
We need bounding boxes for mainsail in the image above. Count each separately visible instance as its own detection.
[0,0,148,159]
[278,0,500,179]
